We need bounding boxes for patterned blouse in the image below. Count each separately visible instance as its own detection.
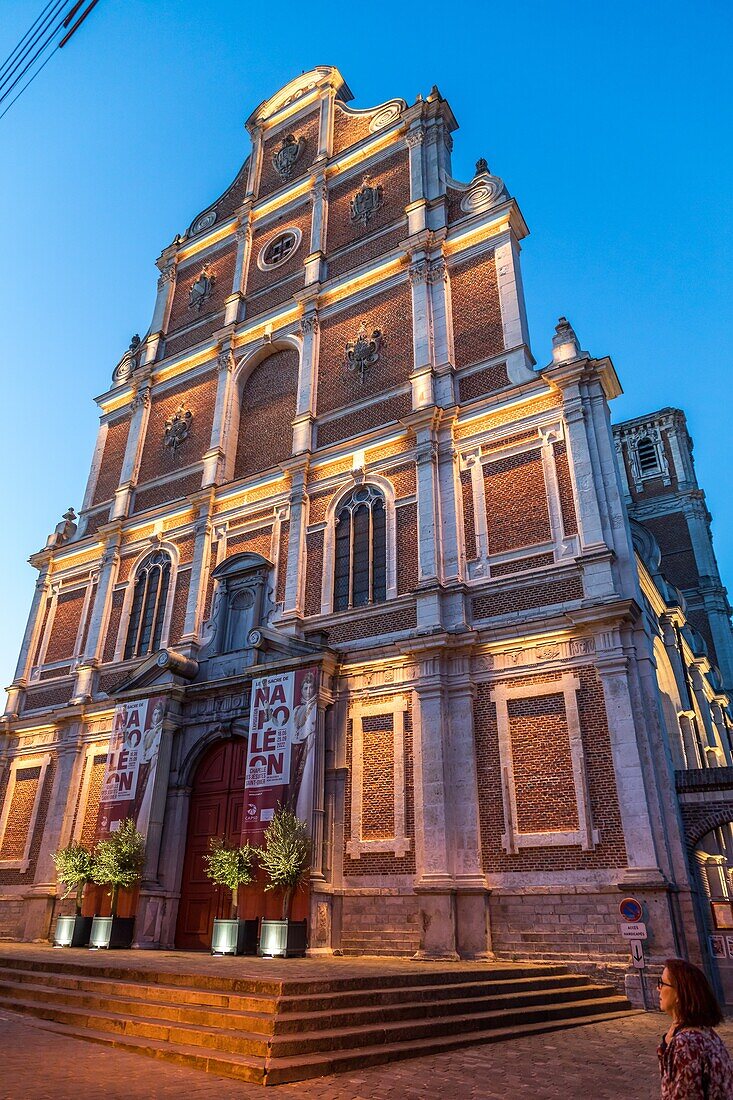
[658,1026,733,1099]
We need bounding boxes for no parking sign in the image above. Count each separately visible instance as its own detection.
[619,897,643,923]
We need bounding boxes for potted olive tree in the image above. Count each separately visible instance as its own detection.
[204,837,258,956]
[89,819,145,949]
[51,841,95,947]
[257,809,311,958]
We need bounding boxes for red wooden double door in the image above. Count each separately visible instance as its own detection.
[175,738,308,951]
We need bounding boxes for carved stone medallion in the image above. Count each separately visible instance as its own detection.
[344,321,382,384]
[349,176,383,228]
[272,133,305,182]
[163,403,193,451]
[188,265,215,312]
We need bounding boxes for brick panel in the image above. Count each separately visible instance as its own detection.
[554,441,578,536]
[396,504,418,594]
[78,582,96,654]
[257,111,321,200]
[167,243,236,335]
[82,508,111,537]
[163,316,221,359]
[472,575,583,620]
[332,105,372,153]
[387,464,416,499]
[446,186,466,225]
[39,665,71,681]
[455,395,559,440]
[103,589,125,663]
[22,683,73,712]
[0,758,54,885]
[642,513,700,589]
[316,392,411,447]
[319,604,416,645]
[483,450,551,553]
[137,370,217,485]
[234,348,299,480]
[91,416,131,505]
[307,457,354,485]
[366,438,412,464]
[491,551,555,577]
[32,599,52,667]
[361,714,395,839]
[344,699,416,875]
[276,521,289,604]
[327,226,405,282]
[458,362,510,404]
[317,283,413,415]
[225,528,273,562]
[44,590,86,663]
[308,488,336,525]
[245,272,303,320]
[132,471,203,515]
[0,766,41,860]
[474,667,627,872]
[461,469,477,560]
[79,755,107,849]
[246,203,311,297]
[168,568,191,646]
[327,149,410,255]
[509,693,579,832]
[305,530,324,615]
[451,252,505,368]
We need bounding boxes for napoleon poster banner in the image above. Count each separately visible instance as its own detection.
[243,668,318,845]
[95,696,166,841]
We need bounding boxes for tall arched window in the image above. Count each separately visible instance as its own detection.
[124,550,172,659]
[333,486,387,612]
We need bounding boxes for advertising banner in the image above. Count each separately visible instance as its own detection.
[95,696,166,841]
[243,668,318,845]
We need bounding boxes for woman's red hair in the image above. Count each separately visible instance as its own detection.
[665,958,724,1028]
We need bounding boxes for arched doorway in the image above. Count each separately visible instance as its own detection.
[175,739,247,950]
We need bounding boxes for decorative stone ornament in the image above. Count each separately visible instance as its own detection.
[188,265,215,312]
[112,334,142,384]
[272,133,305,182]
[191,210,217,236]
[349,176,383,228]
[45,508,77,549]
[344,321,382,384]
[458,159,506,215]
[163,403,193,452]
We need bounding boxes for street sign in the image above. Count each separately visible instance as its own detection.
[619,897,643,923]
[630,939,645,968]
[620,922,647,940]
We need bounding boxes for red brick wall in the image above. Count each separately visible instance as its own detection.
[316,392,411,447]
[491,551,555,577]
[332,105,372,153]
[327,150,410,256]
[361,714,395,839]
[44,590,86,663]
[471,576,583,620]
[168,569,191,646]
[509,693,579,832]
[461,469,477,560]
[317,282,413,415]
[0,758,54,885]
[319,605,417,645]
[450,252,505,368]
[642,513,699,589]
[396,504,418,594]
[233,349,299,479]
[246,203,311,297]
[257,111,321,200]
[483,450,551,553]
[132,471,203,514]
[305,530,323,615]
[167,243,236,335]
[103,589,125,662]
[554,441,578,535]
[474,667,627,872]
[164,316,221,359]
[225,528,273,561]
[92,416,131,505]
[276,521,290,603]
[327,226,405,282]
[136,370,218,485]
[23,683,73,712]
[0,766,41,860]
[78,754,107,849]
[458,362,509,404]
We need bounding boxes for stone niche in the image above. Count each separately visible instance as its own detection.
[196,553,275,680]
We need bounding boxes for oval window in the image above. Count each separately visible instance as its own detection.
[257,227,302,271]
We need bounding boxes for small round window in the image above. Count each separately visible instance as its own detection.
[257,227,302,271]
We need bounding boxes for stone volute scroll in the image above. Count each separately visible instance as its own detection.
[344,321,383,384]
[458,158,507,215]
[112,333,142,384]
[272,133,305,182]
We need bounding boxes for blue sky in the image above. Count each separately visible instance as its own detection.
[1,0,731,693]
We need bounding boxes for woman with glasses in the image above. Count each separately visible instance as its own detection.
[657,958,733,1098]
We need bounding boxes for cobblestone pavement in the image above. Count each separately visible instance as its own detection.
[2,1008,732,1100]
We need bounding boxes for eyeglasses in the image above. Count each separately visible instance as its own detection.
[657,978,674,990]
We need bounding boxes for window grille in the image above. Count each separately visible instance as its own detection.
[124,550,171,659]
[637,436,660,475]
[333,486,387,612]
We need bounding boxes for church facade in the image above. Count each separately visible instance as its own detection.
[2,68,733,994]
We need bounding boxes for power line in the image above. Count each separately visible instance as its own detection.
[0,0,103,121]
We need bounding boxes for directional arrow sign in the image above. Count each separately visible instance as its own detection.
[630,939,645,968]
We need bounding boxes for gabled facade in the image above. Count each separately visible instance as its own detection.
[2,68,733,999]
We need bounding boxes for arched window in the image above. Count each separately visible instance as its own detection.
[637,436,660,475]
[124,550,172,659]
[333,486,387,612]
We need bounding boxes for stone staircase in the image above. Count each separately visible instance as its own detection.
[0,952,636,1085]
[339,927,421,956]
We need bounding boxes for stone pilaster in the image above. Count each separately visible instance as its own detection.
[408,259,434,409]
[203,348,235,486]
[180,498,214,646]
[4,556,52,716]
[293,313,318,454]
[135,714,177,948]
[279,461,309,629]
[79,535,121,667]
[111,377,152,520]
[148,258,176,345]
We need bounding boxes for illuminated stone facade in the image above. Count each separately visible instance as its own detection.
[2,68,733,996]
